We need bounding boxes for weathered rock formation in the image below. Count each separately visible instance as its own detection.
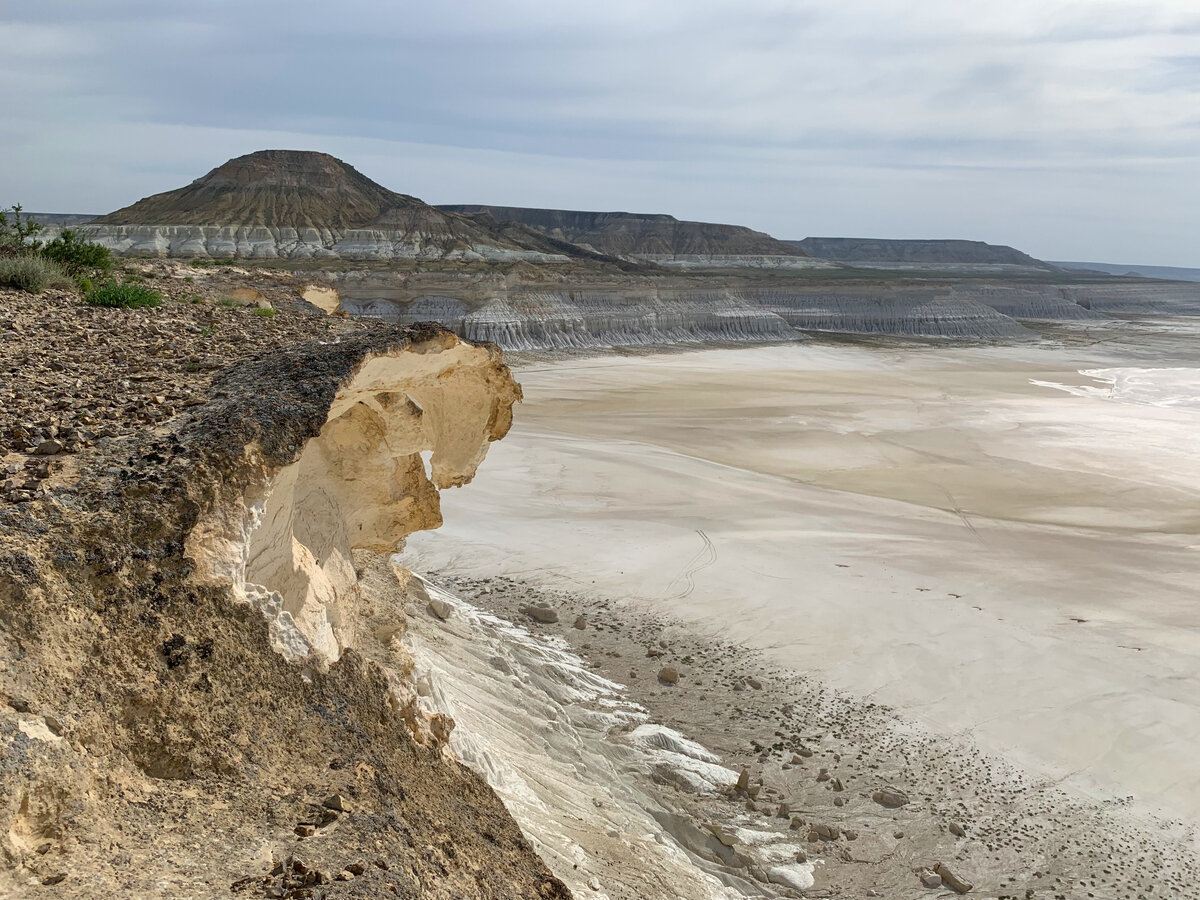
[746,286,1035,338]
[949,284,1106,320]
[40,223,571,262]
[339,279,1038,346]
[333,271,1200,348]
[0,324,574,898]
[347,289,800,350]
[1061,281,1200,315]
[792,237,1055,272]
[441,205,817,267]
[76,151,578,262]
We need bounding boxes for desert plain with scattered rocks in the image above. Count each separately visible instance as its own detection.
[404,321,1200,898]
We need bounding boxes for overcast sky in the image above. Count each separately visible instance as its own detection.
[3,0,1198,265]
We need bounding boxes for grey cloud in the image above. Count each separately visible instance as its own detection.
[2,0,1198,264]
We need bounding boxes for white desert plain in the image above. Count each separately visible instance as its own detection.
[405,319,1200,898]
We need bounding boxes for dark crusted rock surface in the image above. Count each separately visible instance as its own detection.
[441,205,808,259]
[0,287,568,897]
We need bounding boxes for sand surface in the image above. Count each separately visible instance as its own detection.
[408,322,1200,834]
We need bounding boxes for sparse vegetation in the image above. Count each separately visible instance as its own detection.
[0,204,43,256]
[84,281,162,309]
[0,255,70,293]
[252,306,276,318]
[39,229,112,276]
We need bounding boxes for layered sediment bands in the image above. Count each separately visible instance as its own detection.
[744,288,1036,338]
[0,325,572,899]
[1062,282,1200,315]
[345,289,800,350]
[636,253,833,270]
[33,223,570,262]
[955,284,1107,320]
[791,236,1054,270]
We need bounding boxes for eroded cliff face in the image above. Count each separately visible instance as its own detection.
[341,283,1038,346]
[0,326,571,899]
[35,223,571,263]
[335,273,1200,348]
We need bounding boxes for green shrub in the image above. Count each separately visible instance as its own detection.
[40,229,112,276]
[0,204,42,256]
[76,276,94,294]
[252,307,276,318]
[184,275,194,283]
[84,281,162,309]
[0,255,69,293]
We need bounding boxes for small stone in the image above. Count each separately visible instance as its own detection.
[573,615,587,629]
[920,869,943,888]
[744,676,763,690]
[33,440,63,455]
[335,871,354,881]
[735,768,750,792]
[816,768,830,782]
[795,850,807,863]
[707,823,738,847]
[294,824,316,837]
[347,863,366,875]
[789,816,805,830]
[871,787,909,808]
[831,778,843,791]
[893,830,905,839]
[427,597,453,620]
[657,666,679,685]
[520,605,559,624]
[775,802,790,818]
[833,796,845,807]
[323,794,351,812]
[948,820,966,837]
[933,862,973,894]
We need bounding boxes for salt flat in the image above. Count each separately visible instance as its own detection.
[408,325,1200,827]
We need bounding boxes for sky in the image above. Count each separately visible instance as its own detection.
[3,0,1198,265]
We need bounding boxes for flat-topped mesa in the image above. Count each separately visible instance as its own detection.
[441,204,827,268]
[792,236,1057,272]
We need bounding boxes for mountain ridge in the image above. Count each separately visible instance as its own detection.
[439,204,809,259]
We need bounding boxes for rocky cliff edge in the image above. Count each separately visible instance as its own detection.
[0,312,572,899]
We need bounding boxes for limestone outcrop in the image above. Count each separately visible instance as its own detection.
[0,323,571,899]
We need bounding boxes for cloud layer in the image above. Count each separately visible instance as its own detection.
[4,0,1198,263]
